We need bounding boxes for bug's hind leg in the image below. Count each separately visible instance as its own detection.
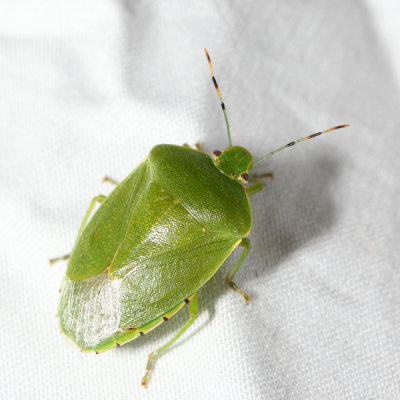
[246,172,274,196]
[49,253,71,264]
[226,238,251,303]
[142,292,199,388]
[49,194,106,264]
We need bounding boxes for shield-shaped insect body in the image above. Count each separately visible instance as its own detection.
[55,49,348,387]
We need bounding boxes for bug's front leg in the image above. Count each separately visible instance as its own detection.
[142,292,199,388]
[194,142,204,152]
[226,238,251,303]
[182,142,205,152]
[245,172,274,196]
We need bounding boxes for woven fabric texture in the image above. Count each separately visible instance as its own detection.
[0,1,399,399]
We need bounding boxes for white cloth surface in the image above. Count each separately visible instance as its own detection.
[1,1,399,399]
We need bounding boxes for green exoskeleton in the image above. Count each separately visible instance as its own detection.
[53,48,348,387]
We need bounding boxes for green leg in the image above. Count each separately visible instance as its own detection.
[102,176,119,185]
[49,194,106,264]
[226,238,251,303]
[246,172,274,196]
[195,142,204,152]
[182,142,204,152]
[246,181,264,196]
[142,292,199,388]
[49,253,70,264]
[76,194,106,237]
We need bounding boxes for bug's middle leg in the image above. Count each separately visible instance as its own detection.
[226,238,251,303]
[49,194,106,264]
[76,194,106,236]
[142,292,199,388]
[49,253,71,264]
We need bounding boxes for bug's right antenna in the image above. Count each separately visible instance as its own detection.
[204,48,232,147]
[250,124,350,169]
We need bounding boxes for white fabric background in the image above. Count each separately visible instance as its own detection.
[1,1,399,399]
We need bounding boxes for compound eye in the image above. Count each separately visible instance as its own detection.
[212,150,222,157]
[241,173,249,183]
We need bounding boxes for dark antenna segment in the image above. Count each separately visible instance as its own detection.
[204,48,232,147]
[251,124,350,169]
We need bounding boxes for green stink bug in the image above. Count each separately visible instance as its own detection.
[53,48,348,387]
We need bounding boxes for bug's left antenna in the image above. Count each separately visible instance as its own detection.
[204,48,232,147]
